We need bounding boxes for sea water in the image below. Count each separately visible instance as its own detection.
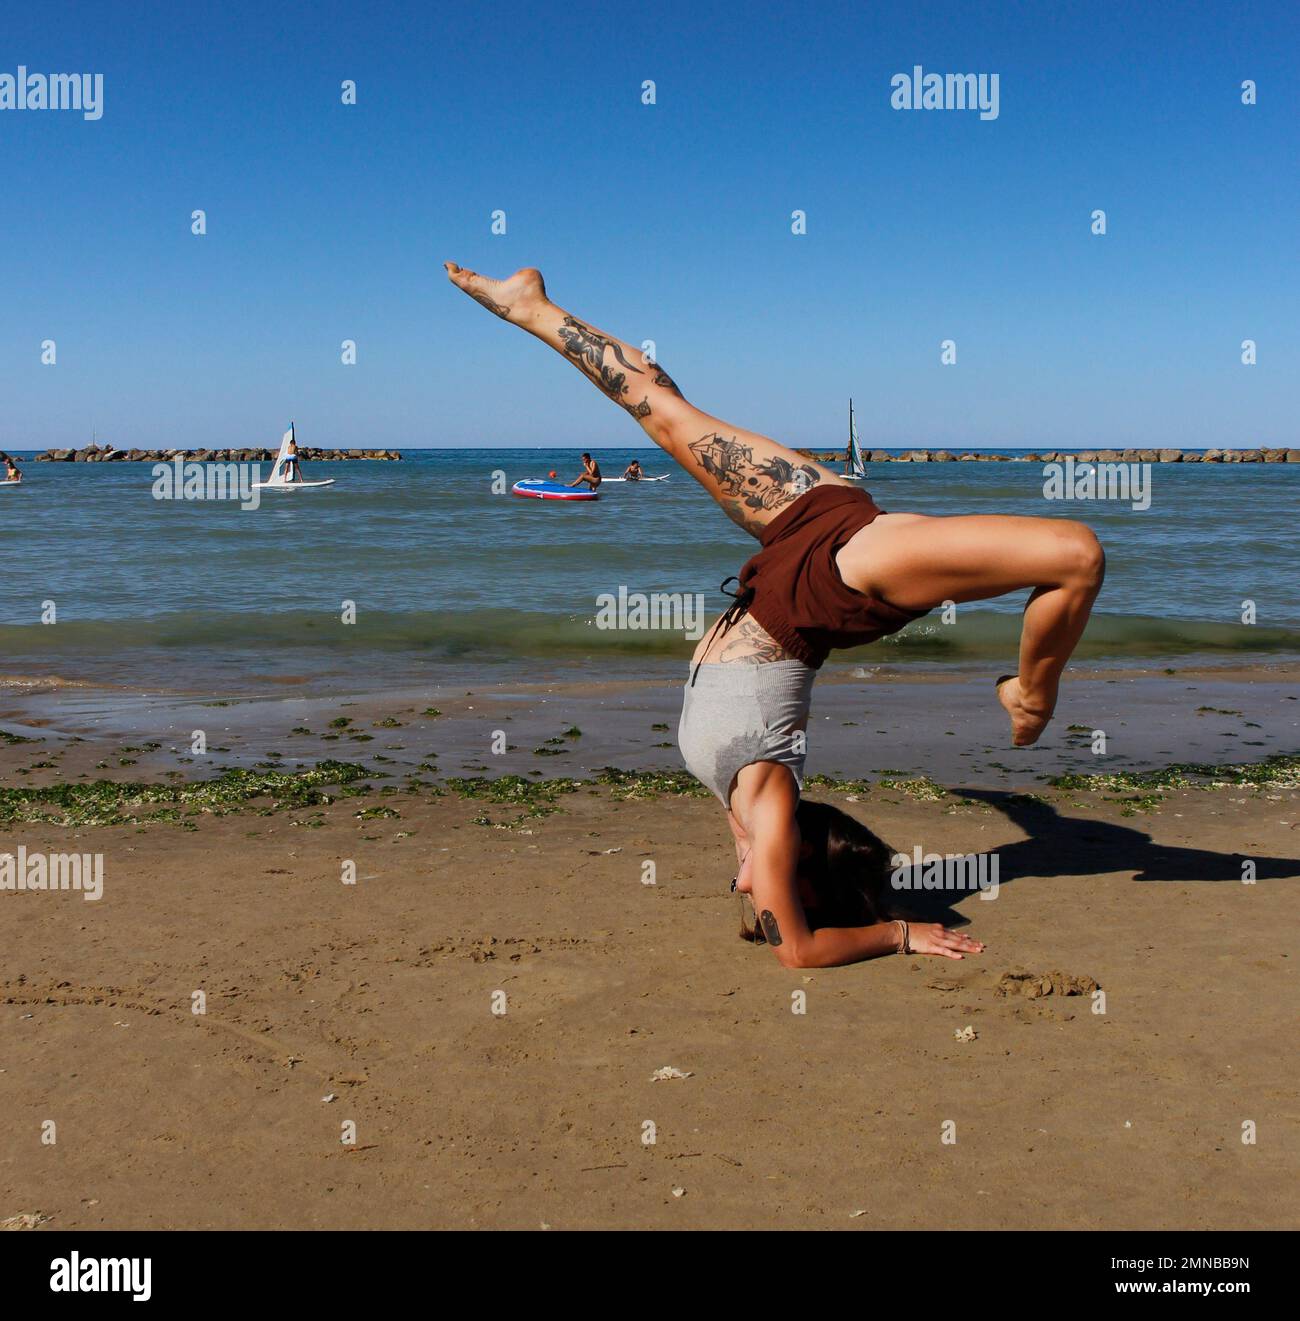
[0,448,1295,691]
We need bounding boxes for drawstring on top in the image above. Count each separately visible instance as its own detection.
[690,575,756,687]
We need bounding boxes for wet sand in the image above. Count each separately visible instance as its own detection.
[3,661,1298,791]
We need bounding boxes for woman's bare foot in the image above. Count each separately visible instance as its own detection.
[444,262,548,327]
[996,674,1055,746]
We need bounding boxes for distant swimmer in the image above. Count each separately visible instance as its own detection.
[621,458,644,481]
[1,453,20,483]
[568,452,602,490]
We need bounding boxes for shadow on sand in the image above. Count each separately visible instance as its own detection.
[891,786,1298,923]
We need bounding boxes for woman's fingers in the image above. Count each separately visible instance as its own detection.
[923,925,985,958]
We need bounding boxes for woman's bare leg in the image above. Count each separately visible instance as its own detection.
[445,263,848,538]
[837,513,1106,744]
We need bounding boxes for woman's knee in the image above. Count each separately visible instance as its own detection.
[1059,522,1106,590]
[653,397,705,451]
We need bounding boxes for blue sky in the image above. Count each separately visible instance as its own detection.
[0,0,1295,451]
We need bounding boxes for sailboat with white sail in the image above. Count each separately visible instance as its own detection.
[252,422,335,491]
[842,399,867,480]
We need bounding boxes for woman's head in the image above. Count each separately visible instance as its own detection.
[739,799,895,942]
[795,798,895,928]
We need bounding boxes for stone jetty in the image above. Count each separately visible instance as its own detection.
[30,444,401,463]
[800,448,1299,464]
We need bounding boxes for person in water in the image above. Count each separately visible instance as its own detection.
[445,262,1105,968]
[622,458,644,481]
[568,452,602,490]
[1,453,20,482]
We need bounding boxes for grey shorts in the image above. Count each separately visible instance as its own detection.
[678,660,816,808]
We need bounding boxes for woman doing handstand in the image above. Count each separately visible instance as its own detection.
[446,264,1105,969]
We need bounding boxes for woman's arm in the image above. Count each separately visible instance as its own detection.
[736,764,984,969]
[748,825,901,967]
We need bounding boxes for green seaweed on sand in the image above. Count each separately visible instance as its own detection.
[876,776,949,801]
[446,773,583,827]
[0,760,372,828]
[446,774,583,806]
[804,774,874,795]
[806,772,947,801]
[1048,754,1299,793]
[1,730,40,745]
[594,767,710,799]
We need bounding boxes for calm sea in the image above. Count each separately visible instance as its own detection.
[1,448,1296,691]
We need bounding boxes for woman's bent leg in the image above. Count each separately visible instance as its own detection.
[837,513,1105,745]
[444,263,848,537]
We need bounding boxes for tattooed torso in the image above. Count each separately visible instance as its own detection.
[693,614,794,666]
[686,433,831,535]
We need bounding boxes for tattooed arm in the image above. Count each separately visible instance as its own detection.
[736,764,965,968]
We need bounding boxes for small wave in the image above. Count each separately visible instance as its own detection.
[0,607,1294,667]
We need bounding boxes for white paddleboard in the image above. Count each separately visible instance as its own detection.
[253,479,335,490]
[602,475,668,483]
[0,479,22,487]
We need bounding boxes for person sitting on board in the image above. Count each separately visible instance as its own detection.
[2,453,20,482]
[567,452,602,490]
[282,434,301,483]
[622,458,644,481]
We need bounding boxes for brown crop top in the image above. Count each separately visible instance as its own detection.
[734,484,930,668]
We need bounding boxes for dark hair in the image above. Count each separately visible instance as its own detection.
[581,452,591,460]
[740,799,895,943]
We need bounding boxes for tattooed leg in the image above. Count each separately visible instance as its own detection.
[444,262,849,537]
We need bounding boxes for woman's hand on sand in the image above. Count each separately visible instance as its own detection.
[907,923,985,960]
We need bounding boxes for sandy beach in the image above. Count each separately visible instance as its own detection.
[5,0,1299,1284]
[2,668,1296,1230]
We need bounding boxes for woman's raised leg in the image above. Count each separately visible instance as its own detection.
[836,513,1106,745]
[445,263,849,538]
